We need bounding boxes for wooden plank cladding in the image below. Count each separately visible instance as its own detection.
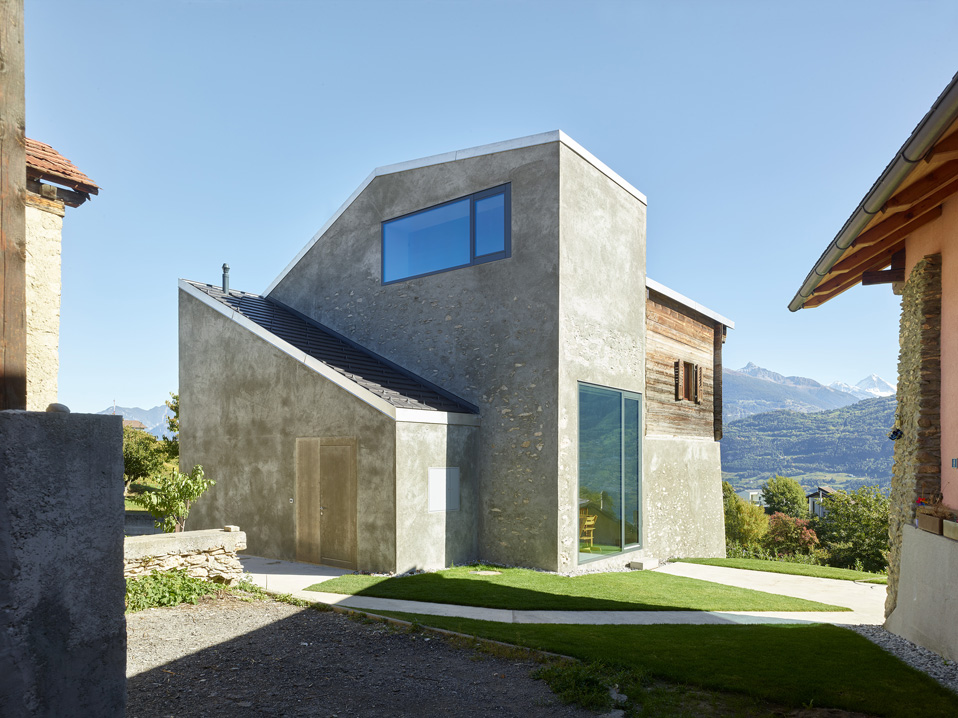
[646,290,721,440]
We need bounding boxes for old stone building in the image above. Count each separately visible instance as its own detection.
[790,72,958,660]
[23,138,98,410]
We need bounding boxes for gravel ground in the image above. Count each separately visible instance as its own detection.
[126,596,598,718]
[847,624,958,695]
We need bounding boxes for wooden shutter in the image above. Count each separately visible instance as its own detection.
[674,360,682,401]
[695,365,703,404]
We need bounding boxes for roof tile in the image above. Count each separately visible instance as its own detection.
[186,281,475,415]
[25,137,99,195]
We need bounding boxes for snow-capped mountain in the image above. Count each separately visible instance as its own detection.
[828,375,896,400]
[97,404,172,439]
[724,363,896,421]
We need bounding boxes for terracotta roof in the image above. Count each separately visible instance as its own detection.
[25,138,99,195]
[185,281,477,414]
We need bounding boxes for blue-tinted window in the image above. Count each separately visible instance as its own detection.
[382,184,510,284]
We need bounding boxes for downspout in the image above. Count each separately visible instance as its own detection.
[789,71,958,312]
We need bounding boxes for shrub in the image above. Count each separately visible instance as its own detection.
[122,426,165,494]
[763,512,819,556]
[125,569,220,613]
[817,485,889,573]
[761,475,808,518]
[129,464,214,533]
[723,482,768,549]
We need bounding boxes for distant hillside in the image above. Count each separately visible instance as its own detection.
[98,404,171,439]
[721,395,896,482]
[723,366,861,421]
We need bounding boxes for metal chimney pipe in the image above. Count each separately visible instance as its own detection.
[222,263,230,294]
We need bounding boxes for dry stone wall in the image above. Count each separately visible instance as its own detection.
[124,528,247,585]
[887,254,942,615]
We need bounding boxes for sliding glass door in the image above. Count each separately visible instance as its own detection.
[578,383,641,562]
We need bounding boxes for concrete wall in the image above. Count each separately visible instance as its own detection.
[886,525,958,661]
[394,421,479,571]
[643,437,725,559]
[180,292,398,572]
[556,144,647,571]
[24,200,64,411]
[269,143,562,569]
[0,411,125,717]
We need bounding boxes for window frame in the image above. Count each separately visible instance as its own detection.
[577,381,643,564]
[381,184,511,285]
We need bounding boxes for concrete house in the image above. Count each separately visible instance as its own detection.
[790,73,958,660]
[181,132,733,573]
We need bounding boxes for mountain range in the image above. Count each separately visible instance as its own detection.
[723,363,895,421]
[721,394,896,489]
[97,404,171,439]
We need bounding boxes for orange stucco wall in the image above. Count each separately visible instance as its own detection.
[905,196,958,509]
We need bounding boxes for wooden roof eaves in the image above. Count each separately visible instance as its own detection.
[789,70,958,312]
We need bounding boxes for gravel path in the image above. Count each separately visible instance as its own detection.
[126,596,597,718]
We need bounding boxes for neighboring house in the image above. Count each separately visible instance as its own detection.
[806,486,836,519]
[23,138,98,411]
[737,489,763,506]
[789,72,958,660]
[180,131,733,573]
[122,419,147,431]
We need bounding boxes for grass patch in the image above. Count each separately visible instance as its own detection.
[677,557,888,584]
[371,611,958,717]
[307,565,848,612]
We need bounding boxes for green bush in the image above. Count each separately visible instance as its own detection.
[726,541,827,566]
[723,482,768,549]
[761,475,808,518]
[125,569,220,613]
[122,426,165,494]
[129,464,214,533]
[817,486,889,573]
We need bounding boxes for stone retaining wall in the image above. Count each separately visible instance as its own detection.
[887,254,942,616]
[124,528,247,585]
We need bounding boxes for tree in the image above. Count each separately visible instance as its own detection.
[162,391,179,460]
[122,425,165,494]
[761,475,808,518]
[763,512,819,556]
[723,481,768,549]
[817,485,889,572]
[130,465,214,533]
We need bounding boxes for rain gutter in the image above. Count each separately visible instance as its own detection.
[789,70,958,312]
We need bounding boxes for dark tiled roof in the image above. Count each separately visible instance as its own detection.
[25,138,99,194]
[186,281,475,414]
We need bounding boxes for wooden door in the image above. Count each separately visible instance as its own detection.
[296,437,357,569]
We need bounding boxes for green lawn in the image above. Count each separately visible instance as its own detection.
[677,557,888,584]
[369,612,958,718]
[308,565,848,612]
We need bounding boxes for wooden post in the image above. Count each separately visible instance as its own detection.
[0,0,27,410]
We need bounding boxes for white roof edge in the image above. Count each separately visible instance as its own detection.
[646,277,735,329]
[263,131,648,295]
[179,279,477,422]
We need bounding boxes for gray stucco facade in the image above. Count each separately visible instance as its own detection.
[180,131,730,573]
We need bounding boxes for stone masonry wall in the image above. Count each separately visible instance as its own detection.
[887,254,942,616]
[124,529,247,585]
[24,200,64,411]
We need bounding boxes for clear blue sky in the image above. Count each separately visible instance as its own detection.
[24,0,958,413]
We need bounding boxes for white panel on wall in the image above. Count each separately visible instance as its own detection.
[427,467,460,512]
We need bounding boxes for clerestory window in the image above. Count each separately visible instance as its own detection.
[381,184,511,284]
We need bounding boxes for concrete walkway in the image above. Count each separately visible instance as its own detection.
[239,555,886,626]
